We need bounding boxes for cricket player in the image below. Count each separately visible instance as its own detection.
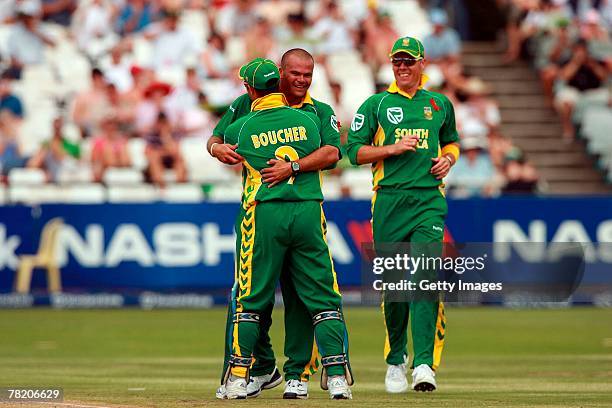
[346,37,460,393]
[220,58,353,400]
[208,49,341,399]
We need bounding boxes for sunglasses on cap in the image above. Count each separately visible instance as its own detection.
[391,57,422,67]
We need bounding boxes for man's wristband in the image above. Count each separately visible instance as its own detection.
[209,142,219,156]
[443,154,454,166]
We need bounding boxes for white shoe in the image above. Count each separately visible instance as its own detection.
[411,364,436,392]
[283,379,308,399]
[327,375,352,399]
[215,384,226,399]
[246,366,282,398]
[385,363,408,393]
[225,375,247,399]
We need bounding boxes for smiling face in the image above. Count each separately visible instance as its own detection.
[280,53,314,101]
[391,52,425,91]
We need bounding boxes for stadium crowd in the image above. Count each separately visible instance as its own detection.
[502,0,612,178]
[0,0,571,203]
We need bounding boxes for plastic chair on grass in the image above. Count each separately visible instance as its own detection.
[14,218,64,294]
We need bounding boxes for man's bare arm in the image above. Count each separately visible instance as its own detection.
[355,136,419,165]
[207,135,243,165]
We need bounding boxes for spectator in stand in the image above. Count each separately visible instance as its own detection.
[311,0,355,58]
[91,116,131,182]
[579,9,611,60]
[27,116,83,182]
[7,1,55,78]
[106,83,136,135]
[115,0,157,35]
[538,19,575,102]
[200,32,231,79]
[73,0,116,54]
[0,111,26,179]
[41,0,76,26]
[72,68,111,138]
[0,71,24,118]
[423,8,462,63]
[165,67,214,138]
[554,39,608,139]
[502,148,539,194]
[275,12,318,54]
[255,0,301,26]
[363,9,399,73]
[244,16,277,61]
[147,8,201,71]
[145,112,187,186]
[102,46,134,93]
[135,81,173,136]
[446,137,498,198]
[122,65,154,112]
[460,77,501,132]
[214,0,258,38]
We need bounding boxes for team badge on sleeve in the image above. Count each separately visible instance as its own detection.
[424,106,433,120]
[351,114,364,131]
[387,107,403,124]
[331,115,339,132]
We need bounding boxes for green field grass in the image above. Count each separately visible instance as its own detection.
[0,307,611,407]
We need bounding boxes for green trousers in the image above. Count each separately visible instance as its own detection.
[227,201,349,379]
[372,187,447,370]
[220,266,319,382]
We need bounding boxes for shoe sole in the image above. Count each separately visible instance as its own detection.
[283,392,308,399]
[413,381,436,392]
[331,395,351,399]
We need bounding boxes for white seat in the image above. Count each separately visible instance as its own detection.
[180,138,235,183]
[8,168,46,185]
[0,185,6,205]
[127,138,148,171]
[321,176,343,200]
[207,182,243,202]
[9,184,64,204]
[56,165,94,184]
[103,168,144,185]
[107,184,158,203]
[62,184,106,204]
[159,183,204,203]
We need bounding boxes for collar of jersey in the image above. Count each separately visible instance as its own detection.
[251,93,289,111]
[387,74,429,99]
[290,92,314,108]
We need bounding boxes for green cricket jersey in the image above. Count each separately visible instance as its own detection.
[346,82,459,190]
[225,93,324,208]
[213,92,341,154]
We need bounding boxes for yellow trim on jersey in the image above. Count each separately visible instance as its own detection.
[301,341,320,381]
[251,93,289,111]
[291,92,314,109]
[242,160,263,209]
[387,75,429,99]
[320,203,340,295]
[372,126,386,190]
[432,302,446,370]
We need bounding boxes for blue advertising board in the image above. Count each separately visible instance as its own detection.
[0,198,610,305]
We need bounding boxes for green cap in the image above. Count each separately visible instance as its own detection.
[389,36,425,59]
[239,58,280,90]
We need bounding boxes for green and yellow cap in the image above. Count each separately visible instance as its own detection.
[389,36,425,59]
[239,58,280,90]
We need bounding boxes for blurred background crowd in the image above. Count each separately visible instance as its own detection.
[0,0,609,203]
